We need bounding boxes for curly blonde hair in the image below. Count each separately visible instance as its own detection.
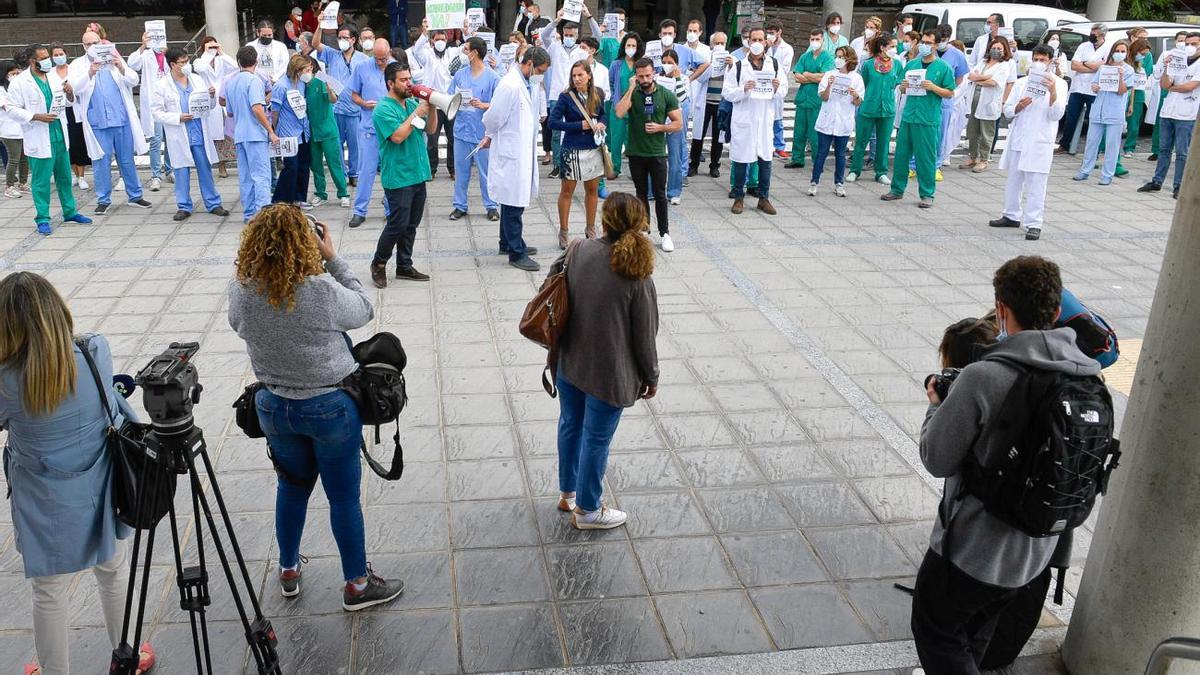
[603,192,654,280]
[235,204,325,310]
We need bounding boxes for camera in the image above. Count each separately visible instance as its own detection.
[135,342,202,435]
[305,214,325,240]
[924,368,962,402]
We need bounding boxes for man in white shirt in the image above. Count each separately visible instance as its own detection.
[1056,23,1111,153]
[1139,32,1200,199]
[970,14,1003,67]
[684,19,712,148]
[245,20,290,84]
[411,19,462,178]
[990,45,1066,241]
[766,20,794,158]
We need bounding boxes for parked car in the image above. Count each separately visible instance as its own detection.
[901,2,1088,54]
[1040,20,1198,61]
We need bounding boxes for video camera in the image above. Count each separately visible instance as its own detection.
[135,342,203,435]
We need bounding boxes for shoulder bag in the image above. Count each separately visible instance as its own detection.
[519,240,580,397]
[569,90,616,180]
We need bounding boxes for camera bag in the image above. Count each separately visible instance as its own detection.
[339,332,408,481]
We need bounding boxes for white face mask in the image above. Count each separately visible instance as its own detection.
[749,42,765,56]
[712,43,726,51]
[625,46,637,58]
[338,39,351,51]
[1048,39,1060,49]
[1176,40,1186,49]
[617,20,625,32]
[434,39,447,52]
[361,39,375,51]
[660,34,674,47]
[1030,61,1048,74]
[687,31,700,44]
[865,28,877,39]
[529,72,543,86]
[834,57,847,70]
[181,63,193,75]
[300,71,313,83]
[52,55,67,66]
[663,62,676,73]
[828,24,841,35]
[766,33,777,44]
[1187,45,1199,58]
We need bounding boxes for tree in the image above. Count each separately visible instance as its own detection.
[1119,0,1177,22]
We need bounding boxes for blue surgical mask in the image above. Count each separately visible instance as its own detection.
[997,314,1009,341]
[563,36,576,48]
[37,57,53,71]
[918,43,933,58]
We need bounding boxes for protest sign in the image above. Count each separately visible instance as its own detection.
[645,39,663,68]
[562,0,584,23]
[906,69,927,96]
[427,0,466,30]
[145,20,167,52]
[710,48,729,77]
[1097,65,1120,93]
[751,69,775,99]
[188,93,212,117]
[320,2,339,29]
[269,137,299,158]
[467,7,485,31]
[603,13,621,39]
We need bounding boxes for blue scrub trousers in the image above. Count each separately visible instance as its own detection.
[92,125,144,205]
[452,138,497,212]
[335,112,360,179]
[353,127,379,218]
[935,105,954,167]
[174,143,222,213]
[1079,122,1123,182]
[236,140,271,222]
[773,118,785,151]
[555,373,623,513]
[666,129,687,199]
[148,122,171,179]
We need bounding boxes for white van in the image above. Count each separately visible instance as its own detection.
[1043,20,1198,60]
[901,3,1088,55]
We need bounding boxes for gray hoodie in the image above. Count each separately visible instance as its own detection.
[920,327,1101,588]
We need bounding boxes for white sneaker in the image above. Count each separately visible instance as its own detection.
[669,196,681,205]
[877,174,892,186]
[807,183,818,196]
[571,506,628,530]
[78,177,89,190]
[660,233,674,252]
[4,186,19,198]
[310,196,327,207]
[340,197,350,208]
[18,183,30,193]
[114,178,124,192]
[149,177,161,192]
[296,201,314,211]
[557,493,577,512]
[845,172,857,183]
[834,184,846,197]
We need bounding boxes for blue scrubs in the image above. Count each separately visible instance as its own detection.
[936,46,970,166]
[173,82,222,213]
[450,65,500,213]
[225,70,271,221]
[348,58,391,218]
[88,68,144,206]
[319,46,369,179]
[269,75,312,204]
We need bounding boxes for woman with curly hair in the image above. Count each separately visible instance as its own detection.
[548,192,660,530]
[227,204,405,611]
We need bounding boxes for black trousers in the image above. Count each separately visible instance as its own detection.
[374,183,426,269]
[272,139,311,204]
[428,110,454,174]
[627,155,669,236]
[689,101,723,172]
[911,549,1023,675]
[541,117,552,152]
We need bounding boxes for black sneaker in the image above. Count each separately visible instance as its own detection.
[173,210,191,221]
[1173,186,1179,199]
[342,565,404,612]
[486,209,499,221]
[988,216,1020,228]
[709,167,720,178]
[549,167,560,179]
[279,555,307,598]
[687,166,698,177]
[95,203,110,215]
[348,176,358,187]
[448,208,467,220]
[128,198,152,209]
[510,256,540,271]
[395,266,430,281]
[496,246,537,256]
[349,214,366,228]
[1137,182,1162,193]
[1025,227,1042,241]
[1147,154,1158,162]
[747,187,759,198]
[210,206,230,217]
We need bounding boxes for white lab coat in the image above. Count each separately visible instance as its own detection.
[1000,73,1067,174]
[245,39,290,83]
[68,54,149,160]
[768,38,794,122]
[5,69,70,159]
[722,56,789,163]
[964,59,1009,121]
[127,48,171,136]
[411,34,460,93]
[540,23,583,102]
[151,72,221,168]
[815,70,865,136]
[483,67,539,207]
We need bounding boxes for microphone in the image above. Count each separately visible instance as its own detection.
[113,374,137,399]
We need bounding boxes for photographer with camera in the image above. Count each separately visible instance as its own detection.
[0,272,155,675]
[227,203,404,611]
[912,256,1112,674]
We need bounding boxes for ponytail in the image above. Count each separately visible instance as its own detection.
[602,192,655,280]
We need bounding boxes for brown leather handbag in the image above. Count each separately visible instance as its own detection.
[519,240,580,397]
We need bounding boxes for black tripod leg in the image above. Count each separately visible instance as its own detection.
[183,468,216,674]
[168,473,209,675]
[112,457,164,675]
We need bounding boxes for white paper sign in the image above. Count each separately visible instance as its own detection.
[603,13,621,39]
[906,69,927,96]
[315,70,344,96]
[286,88,308,118]
[497,43,517,75]
[1097,65,1121,93]
[256,46,274,76]
[49,91,66,116]
[456,86,474,104]
[1132,72,1148,91]
[645,40,663,69]
[467,7,485,31]
[320,1,340,30]
[562,0,584,23]
[736,0,763,17]
[480,32,496,57]
[1025,75,1051,99]
[830,74,852,99]
[427,0,466,31]
[751,69,775,99]
[145,20,167,52]
[710,48,729,77]
[1167,48,1188,79]
[89,43,115,65]
[188,92,212,117]
[269,136,299,157]
[998,27,1015,40]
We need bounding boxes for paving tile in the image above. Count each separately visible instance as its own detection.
[546,541,649,600]
[676,448,767,488]
[633,536,739,593]
[447,458,527,500]
[455,546,550,605]
[806,526,918,580]
[819,439,914,478]
[444,424,519,460]
[620,492,712,538]
[604,451,688,492]
[748,444,839,483]
[853,475,942,523]
[721,531,828,586]
[355,609,459,674]
[696,487,796,533]
[842,579,918,641]
[654,590,774,658]
[775,481,877,528]
[750,584,874,649]
[451,499,539,548]
[560,597,673,665]
[459,604,565,672]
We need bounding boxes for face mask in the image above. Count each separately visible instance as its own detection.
[617,20,625,32]
[1030,61,1048,74]
[865,28,877,39]
[989,49,1003,60]
[687,32,700,44]
[625,46,637,58]
[766,33,777,44]
[529,72,543,86]
[662,62,675,73]
[259,36,272,45]
[563,36,576,48]
[1111,51,1126,62]
[808,41,822,53]
[361,39,375,51]
[834,57,847,70]
[918,43,933,58]
[660,35,674,47]
[749,42,765,56]
[828,25,841,35]
[1176,40,1186,49]
[1048,39,1060,50]
[937,43,948,53]
[52,55,66,66]
[1187,45,1199,58]
[181,63,193,75]
[434,39,447,51]
[338,39,351,51]
[37,58,53,71]
[1088,34,1099,45]
[300,71,314,83]
[206,46,219,53]
[713,43,726,51]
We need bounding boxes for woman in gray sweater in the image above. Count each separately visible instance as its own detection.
[550,192,660,530]
[227,204,404,611]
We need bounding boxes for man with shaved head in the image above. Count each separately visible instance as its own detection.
[346,38,394,227]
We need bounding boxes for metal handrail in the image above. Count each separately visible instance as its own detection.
[182,23,208,54]
[1145,637,1200,675]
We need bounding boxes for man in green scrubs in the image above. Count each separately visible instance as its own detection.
[24,46,92,235]
[882,30,955,208]
[786,28,833,168]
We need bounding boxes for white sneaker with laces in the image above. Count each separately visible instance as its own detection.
[310,197,327,207]
[3,186,19,198]
[669,196,681,205]
[877,174,891,186]
[834,184,846,197]
[571,506,628,530]
[296,201,314,211]
[660,233,674,252]
[78,177,90,190]
[340,197,351,207]
[149,177,161,192]
[807,183,818,196]
[845,172,857,183]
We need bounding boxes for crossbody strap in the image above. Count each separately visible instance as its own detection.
[75,337,118,428]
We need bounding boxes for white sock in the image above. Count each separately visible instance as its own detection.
[351,579,368,592]
[281,563,299,573]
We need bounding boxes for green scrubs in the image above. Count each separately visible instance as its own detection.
[308,77,349,200]
[889,57,955,200]
[29,75,76,225]
[788,48,834,166]
[1125,52,1154,153]
[851,57,902,179]
[607,58,633,176]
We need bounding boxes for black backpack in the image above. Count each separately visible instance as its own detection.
[961,362,1121,538]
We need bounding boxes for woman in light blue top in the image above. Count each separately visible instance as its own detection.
[1075,39,1135,185]
[270,53,314,206]
[0,272,154,675]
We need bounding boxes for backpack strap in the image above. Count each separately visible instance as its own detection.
[360,425,404,480]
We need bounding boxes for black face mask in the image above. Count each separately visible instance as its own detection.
[259,36,272,46]
[1088,34,1100,45]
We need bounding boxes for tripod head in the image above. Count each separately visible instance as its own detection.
[136,342,204,436]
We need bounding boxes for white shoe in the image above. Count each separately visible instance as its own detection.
[807,183,817,196]
[114,178,124,192]
[296,201,314,211]
[557,493,577,512]
[18,183,30,194]
[660,233,674,252]
[571,506,628,530]
[340,197,350,208]
[669,196,681,205]
[71,175,78,186]
[78,177,89,190]
[877,174,892,186]
[4,186,19,198]
[310,197,327,207]
[834,184,846,197]
[149,177,161,192]
[845,172,857,183]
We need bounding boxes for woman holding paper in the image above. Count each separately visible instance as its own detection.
[271,54,314,207]
[848,33,900,185]
[1074,40,1135,186]
[960,37,1011,173]
[195,37,240,178]
[50,44,91,192]
[549,61,607,247]
[809,46,863,197]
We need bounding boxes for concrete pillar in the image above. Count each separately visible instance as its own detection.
[499,0,518,39]
[1061,121,1200,674]
[204,0,240,52]
[1086,0,1120,23]
[15,0,34,19]
[823,0,854,28]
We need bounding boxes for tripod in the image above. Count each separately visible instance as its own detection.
[110,345,281,674]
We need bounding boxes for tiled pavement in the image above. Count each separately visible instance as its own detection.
[0,139,1176,674]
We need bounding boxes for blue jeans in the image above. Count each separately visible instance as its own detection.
[334,112,360,178]
[173,143,222,212]
[772,117,785,151]
[353,127,379,217]
[666,129,687,199]
[1153,117,1193,189]
[812,132,849,185]
[236,141,271,222]
[499,204,529,260]
[1079,121,1122,182]
[732,159,772,200]
[452,138,497,212]
[256,388,367,582]
[556,373,623,512]
[148,122,171,180]
[92,125,144,205]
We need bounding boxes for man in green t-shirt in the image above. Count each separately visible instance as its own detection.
[786,29,833,168]
[882,30,955,208]
[615,58,683,252]
[369,61,436,288]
